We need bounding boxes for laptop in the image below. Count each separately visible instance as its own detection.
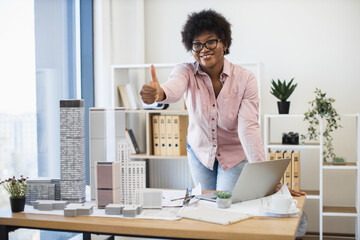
[195,158,291,203]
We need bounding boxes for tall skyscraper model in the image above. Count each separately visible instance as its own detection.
[60,100,86,203]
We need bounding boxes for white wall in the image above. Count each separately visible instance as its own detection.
[144,0,360,115]
[95,0,360,234]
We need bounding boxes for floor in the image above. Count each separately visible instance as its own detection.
[301,234,355,240]
[8,230,357,240]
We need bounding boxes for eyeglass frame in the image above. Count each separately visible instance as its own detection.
[191,39,222,53]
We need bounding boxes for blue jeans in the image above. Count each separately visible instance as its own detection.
[187,142,248,191]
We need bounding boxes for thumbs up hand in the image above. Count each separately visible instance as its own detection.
[140,65,164,104]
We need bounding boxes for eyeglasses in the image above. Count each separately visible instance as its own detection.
[192,39,221,53]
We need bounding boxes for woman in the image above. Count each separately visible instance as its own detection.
[140,9,303,196]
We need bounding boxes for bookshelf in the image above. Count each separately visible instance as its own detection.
[263,113,360,239]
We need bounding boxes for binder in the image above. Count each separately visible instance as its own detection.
[152,115,160,155]
[283,151,292,188]
[159,115,167,156]
[275,151,284,185]
[268,151,276,160]
[292,151,300,191]
[165,115,173,156]
[173,115,189,156]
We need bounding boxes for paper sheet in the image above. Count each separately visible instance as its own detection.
[162,184,202,207]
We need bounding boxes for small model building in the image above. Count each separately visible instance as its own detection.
[105,203,143,217]
[96,161,121,209]
[135,189,163,209]
[26,178,61,205]
[64,203,94,217]
[89,108,126,200]
[60,100,86,203]
[33,200,68,211]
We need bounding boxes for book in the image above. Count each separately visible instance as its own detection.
[125,83,138,110]
[125,130,136,154]
[159,115,167,156]
[172,115,189,156]
[117,85,131,109]
[127,129,140,154]
[152,115,160,155]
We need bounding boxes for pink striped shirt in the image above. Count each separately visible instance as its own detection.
[159,59,265,171]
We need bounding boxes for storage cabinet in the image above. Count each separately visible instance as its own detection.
[264,114,360,239]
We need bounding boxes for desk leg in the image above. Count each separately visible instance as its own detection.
[0,225,10,240]
[83,232,91,240]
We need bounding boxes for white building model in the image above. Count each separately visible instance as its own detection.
[90,107,145,205]
[117,139,146,204]
[89,108,125,200]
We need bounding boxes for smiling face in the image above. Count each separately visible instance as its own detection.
[192,31,227,76]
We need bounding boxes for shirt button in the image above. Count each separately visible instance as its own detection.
[213,145,216,147]
[213,104,215,107]
[212,129,215,132]
[212,138,215,140]
[218,153,221,157]
[212,118,215,121]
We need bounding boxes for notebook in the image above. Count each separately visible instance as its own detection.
[177,206,252,225]
[196,158,291,203]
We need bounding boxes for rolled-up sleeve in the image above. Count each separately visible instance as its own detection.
[237,74,265,163]
[159,64,189,104]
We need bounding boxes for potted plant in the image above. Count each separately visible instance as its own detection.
[270,78,298,114]
[216,191,232,209]
[0,175,28,212]
[300,88,342,162]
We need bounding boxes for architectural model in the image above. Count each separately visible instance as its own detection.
[60,100,86,203]
[33,200,68,211]
[26,178,61,205]
[64,203,94,217]
[117,140,146,204]
[135,189,163,209]
[105,203,143,217]
[89,107,126,200]
[96,161,121,209]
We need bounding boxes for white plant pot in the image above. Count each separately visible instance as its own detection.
[216,197,231,209]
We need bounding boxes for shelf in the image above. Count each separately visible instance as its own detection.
[264,114,305,118]
[322,162,357,170]
[125,109,188,114]
[266,143,321,149]
[302,190,320,199]
[131,154,187,160]
[323,206,357,217]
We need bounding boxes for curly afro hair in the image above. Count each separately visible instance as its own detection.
[181,9,232,55]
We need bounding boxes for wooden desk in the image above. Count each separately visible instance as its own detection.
[0,195,305,240]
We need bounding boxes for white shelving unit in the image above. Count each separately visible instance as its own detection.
[264,114,360,240]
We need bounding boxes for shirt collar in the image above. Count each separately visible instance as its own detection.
[194,58,230,82]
